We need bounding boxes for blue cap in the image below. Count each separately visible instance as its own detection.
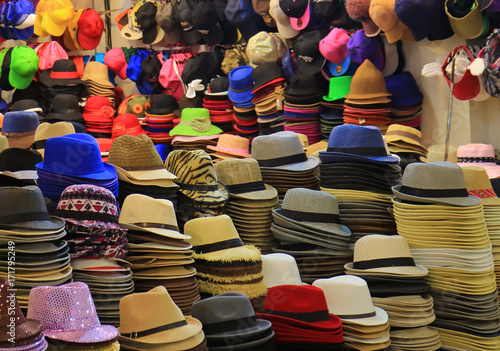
[7,0,34,41]
[2,111,39,133]
[126,50,148,82]
[0,2,15,40]
[282,48,299,81]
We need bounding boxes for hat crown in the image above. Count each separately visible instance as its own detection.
[229,65,255,91]
[251,131,307,163]
[180,107,210,122]
[262,253,302,287]
[215,158,263,186]
[320,28,349,64]
[385,71,423,106]
[166,149,219,187]
[27,282,103,332]
[148,93,178,115]
[457,143,496,159]
[264,285,330,317]
[12,99,41,112]
[51,58,77,73]
[11,46,38,78]
[34,122,75,142]
[184,214,240,247]
[2,111,39,133]
[0,148,42,172]
[313,275,378,318]
[353,234,415,264]
[346,59,389,98]
[119,194,179,230]
[84,95,112,112]
[282,188,340,215]
[400,161,468,191]
[0,186,51,226]
[214,134,250,153]
[112,113,142,130]
[369,0,398,30]
[49,94,80,114]
[327,124,389,152]
[108,134,165,170]
[462,166,496,194]
[82,61,109,81]
[79,8,103,36]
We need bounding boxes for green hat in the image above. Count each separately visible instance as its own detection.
[323,76,352,102]
[169,108,223,137]
[9,47,39,90]
[0,48,11,81]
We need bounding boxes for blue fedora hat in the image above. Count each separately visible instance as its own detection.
[2,111,39,133]
[319,125,400,165]
[228,65,255,104]
[37,133,117,181]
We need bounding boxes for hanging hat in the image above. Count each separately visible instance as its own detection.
[41,0,74,37]
[38,42,69,72]
[31,122,75,158]
[269,0,300,38]
[345,0,380,36]
[156,2,182,44]
[392,161,483,207]
[77,8,104,50]
[104,47,127,80]
[63,8,83,51]
[293,30,326,75]
[347,30,384,72]
[369,0,413,43]
[8,46,39,90]
[165,149,229,203]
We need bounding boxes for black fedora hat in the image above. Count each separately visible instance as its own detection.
[146,94,179,115]
[39,59,87,88]
[44,94,85,123]
[0,148,42,180]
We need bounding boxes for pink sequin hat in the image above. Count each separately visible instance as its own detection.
[26,282,118,344]
[457,143,500,179]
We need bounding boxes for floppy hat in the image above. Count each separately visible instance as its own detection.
[313,275,389,326]
[30,122,75,158]
[345,234,429,276]
[262,253,302,287]
[119,193,189,240]
[165,149,229,203]
[111,114,146,140]
[251,131,319,171]
[392,161,483,207]
[170,108,222,137]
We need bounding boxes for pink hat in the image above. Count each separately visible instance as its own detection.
[104,47,127,80]
[38,41,68,71]
[290,3,311,31]
[457,143,500,178]
[319,28,350,64]
[26,282,119,344]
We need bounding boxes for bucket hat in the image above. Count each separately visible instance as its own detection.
[27,281,118,343]
[37,133,117,181]
[214,158,278,200]
[44,94,84,122]
[108,134,176,181]
[313,275,389,326]
[169,108,222,137]
[344,234,429,277]
[345,59,389,100]
[207,134,251,159]
[261,253,302,287]
[251,131,319,171]
[31,122,75,158]
[111,114,146,140]
[165,149,229,203]
[392,161,483,207]
[119,193,189,240]
[319,125,399,165]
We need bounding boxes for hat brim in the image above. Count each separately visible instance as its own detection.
[339,306,389,327]
[319,151,400,165]
[119,223,190,240]
[206,319,272,340]
[111,164,177,181]
[297,57,326,75]
[177,181,229,203]
[392,185,483,207]
[169,124,223,137]
[45,325,118,344]
[227,183,278,201]
[228,89,255,104]
[258,155,319,172]
[0,215,65,232]
[118,330,205,351]
[273,208,351,237]
[256,312,341,331]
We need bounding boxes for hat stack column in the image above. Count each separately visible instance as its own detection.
[392,161,500,350]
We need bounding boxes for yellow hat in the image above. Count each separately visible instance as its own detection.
[42,0,75,37]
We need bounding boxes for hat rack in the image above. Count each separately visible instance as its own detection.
[445,52,457,162]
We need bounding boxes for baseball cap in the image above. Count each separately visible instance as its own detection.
[77,8,104,50]
[9,46,39,90]
[269,0,300,38]
[293,30,326,75]
[369,0,413,43]
[319,27,350,64]
[156,2,182,44]
[104,48,128,80]
[290,2,311,30]
[192,1,223,46]
[280,0,309,17]
[225,0,267,42]
[7,0,36,41]
[175,0,204,44]
[42,0,74,37]
[136,1,161,45]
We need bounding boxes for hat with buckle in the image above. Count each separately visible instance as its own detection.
[170,108,223,136]
[392,161,482,207]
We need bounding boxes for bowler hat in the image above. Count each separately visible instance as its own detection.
[44,94,85,122]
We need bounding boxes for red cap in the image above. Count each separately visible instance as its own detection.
[77,8,105,50]
[104,48,127,80]
[83,95,115,122]
[112,113,147,140]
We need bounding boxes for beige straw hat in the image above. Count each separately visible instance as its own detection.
[462,166,500,206]
[31,122,75,158]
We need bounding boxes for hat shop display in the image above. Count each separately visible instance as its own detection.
[214,158,279,253]
[392,161,500,349]
[0,277,48,351]
[107,134,178,207]
[251,131,320,200]
[256,285,344,350]
[118,194,200,316]
[271,188,353,282]
[192,291,275,350]
[203,76,234,134]
[36,133,119,208]
[385,71,424,129]
[0,186,71,308]
[183,214,267,311]
[344,235,441,351]
[0,147,42,188]
[144,94,178,145]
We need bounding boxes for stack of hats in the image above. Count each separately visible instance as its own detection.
[392,161,500,350]
[343,60,392,133]
[344,235,440,350]
[119,194,200,315]
[321,76,352,138]
[170,108,223,152]
[0,147,42,187]
[166,149,229,228]
[0,186,71,308]
[1,111,39,148]
[256,285,344,350]
[111,114,146,141]
[118,286,206,350]
[36,133,119,207]
[145,94,178,145]
[184,215,267,310]
[385,124,428,163]
[0,278,48,350]
[82,95,115,137]
[27,281,120,350]
[43,94,86,126]
[215,158,279,253]
[207,134,251,162]
[251,131,320,200]
[193,292,275,350]
[204,76,234,134]
[30,122,75,158]
[457,143,500,180]
[271,188,352,282]
[252,63,286,132]
[283,73,325,145]
[107,134,178,207]
[82,61,116,106]
[228,65,259,139]
[385,71,424,128]
[463,166,500,304]
[38,59,88,114]
[313,276,393,350]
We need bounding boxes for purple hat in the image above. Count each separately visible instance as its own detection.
[394,0,453,41]
[385,72,424,107]
[27,282,118,344]
[347,29,384,72]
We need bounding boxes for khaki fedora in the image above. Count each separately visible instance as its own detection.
[31,122,75,158]
[462,166,500,206]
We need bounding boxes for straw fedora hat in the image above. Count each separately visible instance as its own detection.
[119,285,203,346]
[392,161,482,207]
[108,134,177,181]
[183,214,261,262]
[385,124,428,154]
[30,122,75,158]
[165,149,229,204]
[214,158,278,200]
[261,253,303,287]
[119,193,190,240]
[207,134,251,159]
[462,166,500,206]
[420,144,457,163]
[345,234,428,277]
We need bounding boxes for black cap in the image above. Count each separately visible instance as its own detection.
[136,2,159,45]
[293,30,326,75]
[141,53,164,94]
[252,62,284,92]
[192,1,223,47]
[208,76,229,93]
[0,48,13,91]
[175,0,204,44]
[279,0,308,18]
[147,94,179,115]
[182,52,222,87]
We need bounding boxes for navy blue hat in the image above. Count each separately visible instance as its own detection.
[2,111,39,133]
[7,0,35,41]
[385,72,424,107]
[319,125,400,165]
[225,0,266,42]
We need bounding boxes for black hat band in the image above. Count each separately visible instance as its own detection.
[326,146,388,157]
[399,185,469,198]
[257,152,308,167]
[280,208,340,224]
[353,257,416,270]
[193,238,243,254]
[226,181,266,194]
